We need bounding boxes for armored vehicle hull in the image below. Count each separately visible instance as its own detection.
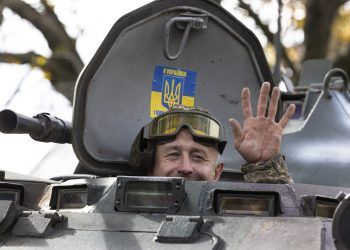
[0,0,350,249]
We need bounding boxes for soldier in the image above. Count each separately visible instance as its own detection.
[129,82,295,183]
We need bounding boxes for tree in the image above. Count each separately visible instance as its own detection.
[0,0,349,102]
[0,0,83,103]
[233,0,350,82]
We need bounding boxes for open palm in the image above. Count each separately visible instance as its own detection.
[229,82,295,163]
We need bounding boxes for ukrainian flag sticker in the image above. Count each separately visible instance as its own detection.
[150,66,197,118]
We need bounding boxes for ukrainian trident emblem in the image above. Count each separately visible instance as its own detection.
[162,76,183,109]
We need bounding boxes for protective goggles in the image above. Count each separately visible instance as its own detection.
[143,109,226,153]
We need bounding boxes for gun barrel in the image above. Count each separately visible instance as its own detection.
[0,109,71,144]
[0,109,43,135]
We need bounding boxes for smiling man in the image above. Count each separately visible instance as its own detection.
[152,119,224,181]
[129,82,295,183]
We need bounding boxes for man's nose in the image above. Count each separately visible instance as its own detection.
[177,155,194,175]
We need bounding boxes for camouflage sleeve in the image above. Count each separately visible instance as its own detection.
[241,154,293,184]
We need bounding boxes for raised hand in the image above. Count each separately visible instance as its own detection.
[229,82,295,163]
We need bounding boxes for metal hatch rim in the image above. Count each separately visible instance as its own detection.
[72,0,274,175]
[82,6,265,163]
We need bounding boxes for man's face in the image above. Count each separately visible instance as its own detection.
[152,129,223,181]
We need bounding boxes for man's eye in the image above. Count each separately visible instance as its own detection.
[166,152,180,158]
[192,154,205,162]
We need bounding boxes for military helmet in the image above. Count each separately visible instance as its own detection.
[128,105,227,172]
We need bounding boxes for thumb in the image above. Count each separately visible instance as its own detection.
[228,118,243,148]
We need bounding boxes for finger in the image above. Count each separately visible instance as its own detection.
[257,82,270,117]
[279,104,296,128]
[241,87,253,120]
[268,87,280,121]
[229,118,243,148]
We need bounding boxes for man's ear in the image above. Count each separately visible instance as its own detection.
[214,162,224,181]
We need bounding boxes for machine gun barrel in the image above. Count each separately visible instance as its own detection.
[0,109,71,143]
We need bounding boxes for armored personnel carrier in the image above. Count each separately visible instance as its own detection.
[0,0,349,249]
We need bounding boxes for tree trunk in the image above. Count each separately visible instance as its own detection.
[303,0,347,60]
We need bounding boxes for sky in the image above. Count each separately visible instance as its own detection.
[0,0,286,178]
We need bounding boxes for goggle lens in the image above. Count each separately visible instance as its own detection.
[150,113,221,139]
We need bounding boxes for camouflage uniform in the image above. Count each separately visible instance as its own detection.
[241,154,293,184]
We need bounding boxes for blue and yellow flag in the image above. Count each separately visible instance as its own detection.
[150,66,197,118]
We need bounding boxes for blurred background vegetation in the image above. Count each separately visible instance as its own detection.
[0,0,349,103]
